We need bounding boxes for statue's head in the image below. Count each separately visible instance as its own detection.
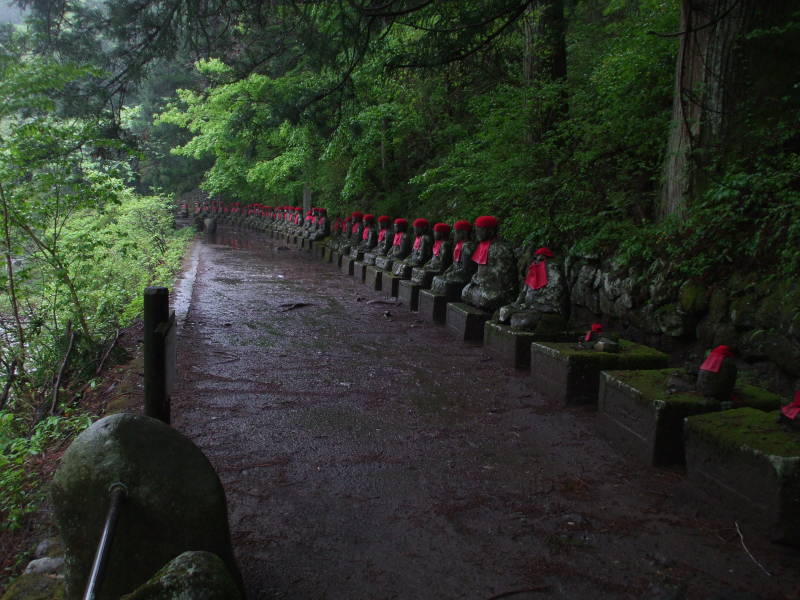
[378,215,392,229]
[394,217,408,233]
[453,220,472,242]
[363,214,375,226]
[351,211,364,223]
[412,218,430,236]
[433,222,451,241]
[474,215,499,241]
[534,247,553,262]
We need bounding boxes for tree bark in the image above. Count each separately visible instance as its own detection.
[659,0,798,220]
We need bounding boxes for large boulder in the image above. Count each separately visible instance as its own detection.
[51,413,242,599]
[121,551,242,600]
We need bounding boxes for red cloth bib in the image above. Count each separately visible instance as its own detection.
[413,236,422,250]
[525,260,548,290]
[453,241,464,262]
[378,229,387,242]
[584,323,603,342]
[699,345,733,373]
[362,228,370,240]
[472,240,493,265]
[433,240,443,256]
[392,232,403,246]
[782,391,800,420]
[351,223,360,234]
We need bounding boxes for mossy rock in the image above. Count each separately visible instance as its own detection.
[121,551,242,600]
[0,575,64,600]
[679,280,709,315]
[535,339,669,371]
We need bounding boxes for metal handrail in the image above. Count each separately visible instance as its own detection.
[83,482,127,600]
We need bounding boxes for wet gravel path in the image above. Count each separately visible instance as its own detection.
[172,228,799,600]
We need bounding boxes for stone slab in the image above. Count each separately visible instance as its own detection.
[331,251,343,268]
[529,340,669,406]
[445,302,491,342]
[418,290,448,324]
[685,408,800,546]
[341,255,356,276]
[398,280,421,311]
[483,322,572,369]
[365,266,384,291]
[322,246,333,263]
[353,261,367,283]
[598,369,784,466]
[312,242,325,260]
[383,272,405,298]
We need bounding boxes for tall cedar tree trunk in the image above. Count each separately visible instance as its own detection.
[659,0,799,220]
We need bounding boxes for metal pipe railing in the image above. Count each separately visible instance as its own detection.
[83,482,127,600]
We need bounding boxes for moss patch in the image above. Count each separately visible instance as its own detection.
[686,408,800,458]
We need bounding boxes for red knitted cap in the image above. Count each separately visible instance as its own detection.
[475,215,499,229]
[591,323,603,333]
[535,247,554,258]
[352,211,364,219]
[711,345,734,357]
[378,215,392,223]
[413,218,430,228]
[454,220,472,231]
[363,214,375,223]
[433,223,451,234]
[394,218,408,226]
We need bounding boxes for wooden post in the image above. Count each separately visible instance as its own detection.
[143,287,170,423]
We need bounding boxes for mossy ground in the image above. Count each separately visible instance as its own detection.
[686,408,800,458]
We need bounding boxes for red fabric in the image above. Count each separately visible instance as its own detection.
[433,223,451,235]
[378,229,387,242]
[378,215,391,223]
[392,232,403,246]
[413,218,429,228]
[363,214,375,223]
[584,323,603,342]
[535,247,553,258]
[362,228,370,240]
[781,391,800,420]
[394,218,408,227]
[475,215,498,229]
[453,241,464,262]
[413,236,422,250]
[352,211,363,219]
[472,240,493,265]
[525,260,548,290]
[454,220,472,232]
[351,223,360,234]
[699,345,734,373]
[433,240,443,256]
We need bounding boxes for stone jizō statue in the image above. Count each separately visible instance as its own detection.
[459,215,517,311]
[393,218,433,278]
[352,213,377,257]
[696,345,737,402]
[431,220,477,295]
[496,246,569,333]
[375,218,411,270]
[364,215,393,265]
[412,222,453,285]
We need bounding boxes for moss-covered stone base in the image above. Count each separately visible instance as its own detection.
[365,266,384,291]
[383,272,404,298]
[685,408,800,546]
[483,322,573,369]
[445,302,491,342]
[0,574,64,600]
[530,340,668,405]
[341,255,356,276]
[418,290,448,324]
[398,280,421,311]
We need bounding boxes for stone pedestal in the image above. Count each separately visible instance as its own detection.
[685,408,800,547]
[383,272,404,298]
[365,266,384,291]
[398,280,421,311]
[483,322,571,369]
[312,241,325,260]
[341,255,356,276]
[445,302,491,342]
[353,261,367,283]
[529,340,669,406]
[331,250,343,268]
[322,246,333,263]
[418,291,448,324]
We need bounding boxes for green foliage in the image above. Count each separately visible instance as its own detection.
[0,407,92,530]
